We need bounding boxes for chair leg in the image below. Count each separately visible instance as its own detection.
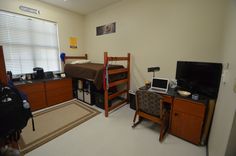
[133,111,138,123]
[132,112,143,128]
[159,111,170,142]
[159,121,165,142]
[132,119,142,128]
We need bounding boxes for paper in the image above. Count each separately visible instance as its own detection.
[69,37,78,49]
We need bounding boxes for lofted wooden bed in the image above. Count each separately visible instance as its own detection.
[103,52,130,117]
[63,52,130,117]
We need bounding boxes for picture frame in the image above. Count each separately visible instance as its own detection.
[96,22,116,36]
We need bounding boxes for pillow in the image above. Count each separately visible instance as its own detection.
[70,59,91,64]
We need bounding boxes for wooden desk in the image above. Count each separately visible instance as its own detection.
[138,86,207,145]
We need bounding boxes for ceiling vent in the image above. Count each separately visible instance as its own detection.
[19,5,40,14]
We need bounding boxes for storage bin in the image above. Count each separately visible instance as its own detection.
[77,89,83,101]
[84,91,91,104]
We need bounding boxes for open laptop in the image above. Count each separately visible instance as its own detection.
[148,77,169,94]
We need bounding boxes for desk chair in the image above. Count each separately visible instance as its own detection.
[132,90,170,142]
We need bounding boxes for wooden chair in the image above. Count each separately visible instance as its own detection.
[132,90,170,142]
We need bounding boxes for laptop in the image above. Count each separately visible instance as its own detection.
[148,77,169,94]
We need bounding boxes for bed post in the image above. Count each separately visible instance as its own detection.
[103,52,131,117]
[0,46,8,85]
[127,53,130,102]
[104,52,109,117]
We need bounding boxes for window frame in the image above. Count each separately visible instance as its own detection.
[0,10,61,76]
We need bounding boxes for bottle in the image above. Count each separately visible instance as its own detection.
[6,71,12,80]
[23,100,30,109]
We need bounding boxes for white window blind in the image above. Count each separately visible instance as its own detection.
[0,11,60,75]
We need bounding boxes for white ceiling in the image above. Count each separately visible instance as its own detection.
[39,0,121,15]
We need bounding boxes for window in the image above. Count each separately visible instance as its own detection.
[0,11,60,75]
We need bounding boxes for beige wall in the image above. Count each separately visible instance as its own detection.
[225,112,236,156]
[208,0,236,155]
[85,0,226,90]
[0,0,85,57]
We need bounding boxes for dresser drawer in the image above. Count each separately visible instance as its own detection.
[162,95,173,103]
[173,98,206,118]
[45,78,72,90]
[17,82,45,93]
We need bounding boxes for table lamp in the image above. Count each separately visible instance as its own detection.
[147,66,160,77]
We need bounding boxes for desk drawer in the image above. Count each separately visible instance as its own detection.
[173,98,205,118]
[162,95,173,103]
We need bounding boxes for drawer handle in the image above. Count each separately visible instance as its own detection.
[174,113,178,116]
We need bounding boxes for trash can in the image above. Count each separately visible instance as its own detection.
[129,90,136,110]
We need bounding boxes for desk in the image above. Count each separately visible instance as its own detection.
[139,86,175,103]
[138,86,208,145]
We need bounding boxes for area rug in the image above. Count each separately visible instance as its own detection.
[18,99,100,154]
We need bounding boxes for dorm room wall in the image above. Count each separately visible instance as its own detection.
[84,0,226,89]
[208,0,236,155]
[0,0,85,57]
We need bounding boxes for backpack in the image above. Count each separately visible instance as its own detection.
[0,82,35,142]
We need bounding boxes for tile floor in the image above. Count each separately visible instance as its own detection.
[26,103,206,156]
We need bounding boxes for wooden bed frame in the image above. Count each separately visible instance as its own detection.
[64,54,88,62]
[64,52,130,117]
[103,52,130,117]
[0,46,8,85]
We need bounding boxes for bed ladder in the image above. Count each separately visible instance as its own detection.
[104,52,130,117]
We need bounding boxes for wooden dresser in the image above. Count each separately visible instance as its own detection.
[16,78,73,111]
[45,78,73,106]
[16,81,47,111]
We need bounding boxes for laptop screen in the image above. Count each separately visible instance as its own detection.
[151,78,169,91]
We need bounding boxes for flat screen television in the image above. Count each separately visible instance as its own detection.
[175,61,223,99]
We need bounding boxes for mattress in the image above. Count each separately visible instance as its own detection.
[64,63,126,90]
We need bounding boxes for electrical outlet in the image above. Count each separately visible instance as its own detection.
[223,62,230,70]
[222,70,229,84]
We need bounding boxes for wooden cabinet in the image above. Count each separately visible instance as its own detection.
[16,82,47,111]
[170,98,206,145]
[16,78,73,111]
[0,46,7,85]
[45,78,73,106]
